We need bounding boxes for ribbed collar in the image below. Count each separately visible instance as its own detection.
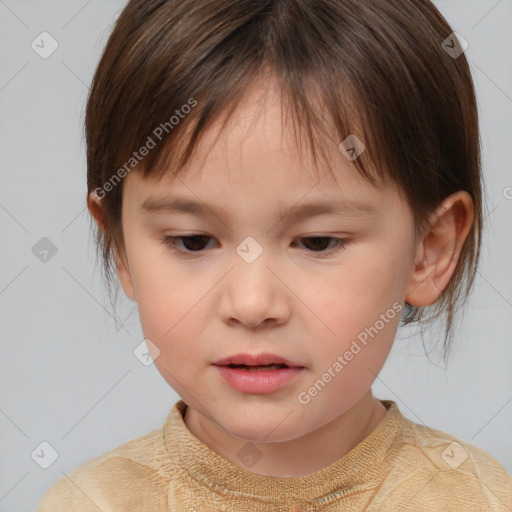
[163,398,403,503]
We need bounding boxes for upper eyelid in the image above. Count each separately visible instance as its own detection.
[164,233,348,242]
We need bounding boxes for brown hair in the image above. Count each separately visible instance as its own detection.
[85,0,485,362]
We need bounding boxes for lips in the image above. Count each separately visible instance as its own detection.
[212,352,303,368]
[214,357,305,394]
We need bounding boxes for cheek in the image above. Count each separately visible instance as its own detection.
[308,255,401,325]
[138,295,208,389]
[126,234,187,315]
[306,285,399,408]
[125,248,195,350]
[136,281,203,347]
[303,257,402,371]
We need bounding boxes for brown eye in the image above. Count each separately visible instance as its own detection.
[163,235,213,253]
[162,234,350,257]
[296,237,349,253]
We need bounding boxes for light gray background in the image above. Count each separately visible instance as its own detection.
[0,1,511,510]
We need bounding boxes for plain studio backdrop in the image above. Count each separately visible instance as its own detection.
[1,1,511,510]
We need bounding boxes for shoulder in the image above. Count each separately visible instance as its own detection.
[36,426,173,512]
[376,408,512,511]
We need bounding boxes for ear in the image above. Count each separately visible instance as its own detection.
[87,192,137,302]
[405,190,474,307]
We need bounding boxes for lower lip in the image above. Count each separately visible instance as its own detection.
[214,365,304,394]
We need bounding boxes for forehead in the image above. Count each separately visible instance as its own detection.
[125,74,394,214]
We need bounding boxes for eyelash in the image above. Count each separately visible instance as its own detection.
[161,234,351,257]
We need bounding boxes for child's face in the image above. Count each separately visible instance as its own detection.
[116,79,420,442]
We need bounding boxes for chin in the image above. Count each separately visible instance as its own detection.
[219,413,305,443]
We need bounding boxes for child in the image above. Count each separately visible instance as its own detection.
[38,0,511,510]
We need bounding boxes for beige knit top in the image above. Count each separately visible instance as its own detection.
[37,399,512,511]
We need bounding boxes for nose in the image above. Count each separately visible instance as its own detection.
[217,253,291,329]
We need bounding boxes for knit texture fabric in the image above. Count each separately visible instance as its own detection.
[37,399,512,511]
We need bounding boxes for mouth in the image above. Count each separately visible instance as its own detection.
[224,363,289,371]
[212,352,304,368]
[214,361,305,394]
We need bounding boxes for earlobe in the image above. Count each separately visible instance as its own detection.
[405,191,474,307]
[87,192,137,302]
[87,192,107,232]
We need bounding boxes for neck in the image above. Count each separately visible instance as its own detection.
[183,390,388,477]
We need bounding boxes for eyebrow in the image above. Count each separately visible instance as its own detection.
[141,196,379,221]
